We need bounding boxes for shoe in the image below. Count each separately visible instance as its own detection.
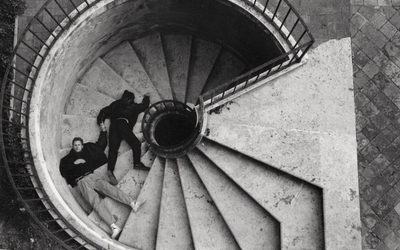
[110,223,122,239]
[107,171,118,186]
[130,199,146,212]
[134,162,149,171]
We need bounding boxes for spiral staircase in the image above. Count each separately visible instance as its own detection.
[1,0,361,249]
[57,32,323,249]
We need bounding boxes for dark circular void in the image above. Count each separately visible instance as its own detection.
[154,113,196,147]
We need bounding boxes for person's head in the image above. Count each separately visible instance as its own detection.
[72,137,84,152]
[122,90,135,104]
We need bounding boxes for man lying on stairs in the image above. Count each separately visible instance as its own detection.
[97,90,150,186]
[59,122,145,239]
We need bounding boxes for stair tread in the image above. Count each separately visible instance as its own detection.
[177,156,240,250]
[162,35,192,103]
[197,138,324,249]
[156,159,193,250]
[130,33,173,100]
[102,41,161,102]
[80,58,139,100]
[65,84,115,118]
[202,50,246,94]
[186,38,221,104]
[119,157,165,249]
[187,148,280,250]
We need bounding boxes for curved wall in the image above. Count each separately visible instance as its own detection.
[29,0,288,248]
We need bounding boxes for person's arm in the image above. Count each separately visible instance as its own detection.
[135,95,150,113]
[95,130,108,151]
[97,102,114,125]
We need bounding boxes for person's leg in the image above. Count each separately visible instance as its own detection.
[94,179,133,205]
[77,178,114,225]
[118,122,142,166]
[108,122,122,172]
[94,179,146,212]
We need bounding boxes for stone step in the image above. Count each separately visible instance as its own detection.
[119,157,165,249]
[156,159,193,250]
[140,148,156,169]
[202,49,246,94]
[177,156,240,250]
[186,38,221,104]
[80,58,138,100]
[130,33,173,100]
[102,41,161,102]
[162,34,192,103]
[188,148,280,250]
[65,84,115,118]
[197,138,324,250]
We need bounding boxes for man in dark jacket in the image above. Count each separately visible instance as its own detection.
[97,90,150,186]
[60,124,145,239]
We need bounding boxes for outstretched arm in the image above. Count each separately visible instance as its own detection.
[95,130,108,151]
[136,95,150,113]
[97,105,112,125]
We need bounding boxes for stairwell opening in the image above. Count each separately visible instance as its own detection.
[142,100,200,158]
[154,113,196,147]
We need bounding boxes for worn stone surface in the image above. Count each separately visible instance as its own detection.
[163,35,192,103]
[102,41,162,102]
[186,38,221,104]
[178,155,240,250]
[196,140,323,250]
[119,157,164,248]
[206,38,360,250]
[155,159,193,250]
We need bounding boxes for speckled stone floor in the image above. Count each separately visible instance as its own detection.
[351,1,400,249]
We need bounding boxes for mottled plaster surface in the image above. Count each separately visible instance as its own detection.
[206,38,361,250]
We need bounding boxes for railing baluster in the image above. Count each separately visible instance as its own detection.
[298,42,313,61]
[286,19,300,41]
[6,80,32,93]
[54,0,72,22]
[15,53,39,69]
[4,93,29,104]
[68,0,80,14]
[44,8,64,30]
[21,41,43,58]
[34,17,56,38]
[279,9,291,31]
[272,0,282,21]
[292,30,307,48]
[27,29,49,47]
[11,66,35,81]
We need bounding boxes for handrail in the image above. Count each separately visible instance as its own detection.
[1,0,104,249]
[198,0,314,110]
[141,99,205,158]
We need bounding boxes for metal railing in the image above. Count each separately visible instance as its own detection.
[199,0,314,110]
[1,0,104,249]
[141,98,205,158]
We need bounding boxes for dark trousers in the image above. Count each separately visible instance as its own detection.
[108,119,141,172]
